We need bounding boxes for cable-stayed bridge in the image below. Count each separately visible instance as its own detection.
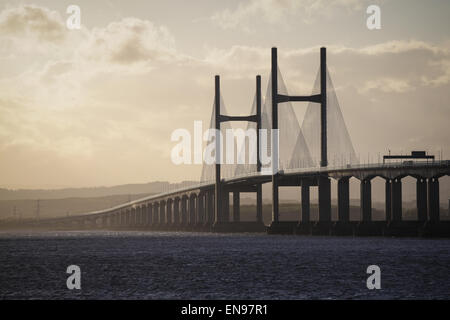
[27,47,450,237]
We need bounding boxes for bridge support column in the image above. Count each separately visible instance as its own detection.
[189,195,196,225]
[428,177,440,222]
[136,206,142,226]
[124,210,128,227]
[417,178,428,222]
[197,193,205,224]
[173,198,180,225]
[139,206,144,226]
[206,191,214,224]
[233,192,240,222]
[153,203,159,225]
[301,182,310,223]
[338,177,350,222]
[181,196,187,225]
[140,206,145,226]
[385,179,392,221]
[256,184,263,223]
[221,191,230,222]
[144,205,149,226]
[160,201,166,225]
[149,205,153,226]
[131,208,136,227]
[166,200,172,225]
[126,210,131,227]
[119,211,124,227]
[318,176,331,222]
[360,179,372,222]
[392,178,402,221]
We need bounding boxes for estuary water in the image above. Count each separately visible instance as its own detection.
[0,231,449,299]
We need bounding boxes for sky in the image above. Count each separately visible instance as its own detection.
[0,0,449,189]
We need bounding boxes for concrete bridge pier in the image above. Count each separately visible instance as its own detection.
[332,177,354,236]
[159,200,166,229]
[385,179,392,222]
[129,208,134,228]
[166,199,173,228]
[233,192,240,222]
[422,177,450,237]
[392,178,402,222]
[296,181,311,235]
[417,178,428,222]
[125,209,130,228]
[112,212,117,228]
[108,214,113,229]
[146,204,152,228]
[256,185,263,223]
[133,207,139,228]
[222,192,230,222]
[318,176,331,221]
[135,207,140,227]
[212,191,231,232]
[173,198,180,226]
[206,191,214,226]
[216,187,266,233]
[428,177,440,222]
[385,178,402,235]
[141,205,147,228]
[137,206,143,227]
[132,207,137,228]
[120,211,125,228]
[189,194,196,229]
[386,177,420,237]
[181,196,188,227]
[196,193,206,230]
[338,177,350,222]
[153,203,159,228]
[356,178,384,236]
[385,176,427,237]
[360,179,372,222]
[312,176,332,235]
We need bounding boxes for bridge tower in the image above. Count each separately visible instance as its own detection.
[214,75,263,226]
[270,47,331,226]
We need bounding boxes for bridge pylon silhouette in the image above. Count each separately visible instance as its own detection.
[212,75,264,229]
[269,47,331,231]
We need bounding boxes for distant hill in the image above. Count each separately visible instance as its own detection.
[0,181,198,201]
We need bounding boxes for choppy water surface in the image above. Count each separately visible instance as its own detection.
[0,231,449,299]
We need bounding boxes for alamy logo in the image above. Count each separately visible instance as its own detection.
[171,121,279,174]
[366,265,381,290]
[366,5,381,30]
[66,265,81,290]
[66,5,81,30]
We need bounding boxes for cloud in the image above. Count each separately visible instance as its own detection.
[83,18,179,67]
[211,0,364,31]
[360,78,413,93]
[0,3,449,187]
[202,40,450,93]
[0,4,66,42]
